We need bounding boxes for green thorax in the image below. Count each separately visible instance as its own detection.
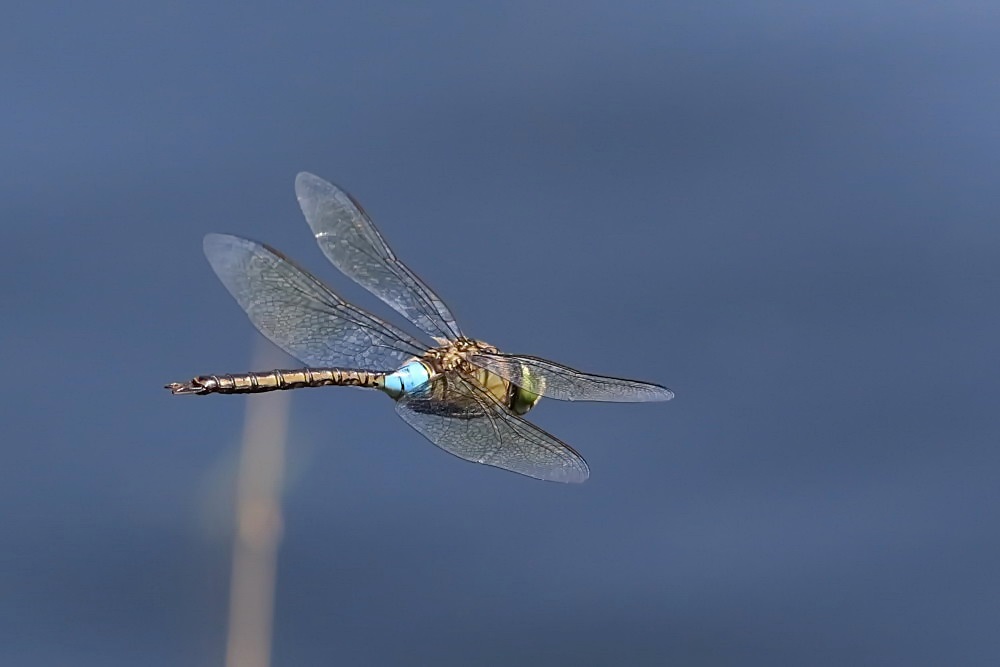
[421,337,543,416]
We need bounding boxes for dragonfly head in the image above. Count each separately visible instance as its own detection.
[509,384,541,415]
[508,361,544,415]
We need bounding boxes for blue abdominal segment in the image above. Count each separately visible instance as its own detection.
[382,360,431,398]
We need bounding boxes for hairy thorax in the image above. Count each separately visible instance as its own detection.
[420,337,540,415]
[421,337,498,373]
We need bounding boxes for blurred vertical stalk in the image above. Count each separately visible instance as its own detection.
[225,342,290,667]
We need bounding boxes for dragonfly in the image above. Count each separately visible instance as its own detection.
[167,173,673,482]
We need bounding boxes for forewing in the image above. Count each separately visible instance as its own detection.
[469,352,675,402]
[295,172,462,343]
[395,372,590,483]
[203,234,426,369]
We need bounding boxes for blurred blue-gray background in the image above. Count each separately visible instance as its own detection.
[3,2,999,665]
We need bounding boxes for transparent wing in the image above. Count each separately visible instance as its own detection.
[468,352,675,402]
[203,234,426,370]
[295,172,462,343]
[395,372,589,483]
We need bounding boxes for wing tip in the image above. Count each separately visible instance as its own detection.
[202,232,237,261]
[295,171,348,199]
[202,233,259,266]
[543,459,590,484]
[202,231,228,248]
[294,170,319,188]
[294,171,327,203]
[653,385,676,401]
